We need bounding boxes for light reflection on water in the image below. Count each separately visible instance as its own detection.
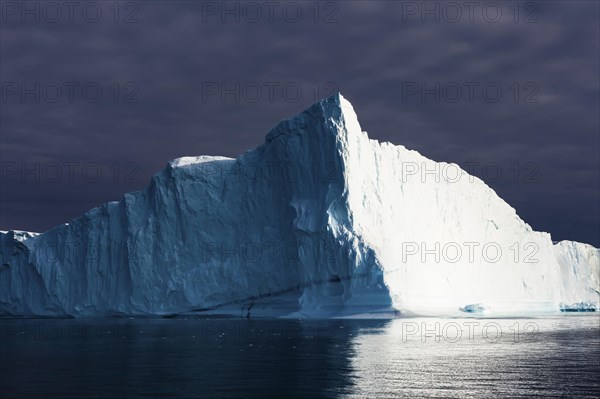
[344,316,600,398]
[0,315,598,398]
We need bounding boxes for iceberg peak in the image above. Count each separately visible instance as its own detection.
[265,92,363,144]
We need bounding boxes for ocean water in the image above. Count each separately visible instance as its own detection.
[0,315,598,398]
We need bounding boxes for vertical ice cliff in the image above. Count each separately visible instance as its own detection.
[1,93,598,317]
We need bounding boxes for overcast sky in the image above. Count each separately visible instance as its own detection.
[1,0,598,246]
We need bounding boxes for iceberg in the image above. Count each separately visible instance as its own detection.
[459,303,490,314]
[559,302,598,312]
[0,93,598,317]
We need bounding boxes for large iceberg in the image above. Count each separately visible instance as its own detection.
[1,94,598,317]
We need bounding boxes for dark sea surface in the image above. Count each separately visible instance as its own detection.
[1,315,599,398]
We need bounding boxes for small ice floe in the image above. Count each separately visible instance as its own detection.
[559,302,598,312]
[459,303,490,314]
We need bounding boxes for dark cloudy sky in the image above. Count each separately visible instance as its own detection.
[0,0,598,246]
